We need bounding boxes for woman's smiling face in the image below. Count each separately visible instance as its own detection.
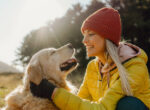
[82,30,106,57]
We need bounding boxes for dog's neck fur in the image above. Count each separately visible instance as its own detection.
[47,77,70,91]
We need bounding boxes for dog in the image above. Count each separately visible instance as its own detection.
[2,43,78,110]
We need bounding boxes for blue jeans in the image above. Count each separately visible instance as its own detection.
[116,96,149,110]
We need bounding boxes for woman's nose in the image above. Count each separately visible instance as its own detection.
[82,36,88,44]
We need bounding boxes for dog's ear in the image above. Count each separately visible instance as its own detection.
[27,60,43,85]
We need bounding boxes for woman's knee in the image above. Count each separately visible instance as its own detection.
[116,96,149,110]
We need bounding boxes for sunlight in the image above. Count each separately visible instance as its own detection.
[19,0,64,29]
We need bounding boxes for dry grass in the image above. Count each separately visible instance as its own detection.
[0,73,23,107]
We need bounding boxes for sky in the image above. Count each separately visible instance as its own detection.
[0,0,91,71]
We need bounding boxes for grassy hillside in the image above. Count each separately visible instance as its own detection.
[0,73,23,107]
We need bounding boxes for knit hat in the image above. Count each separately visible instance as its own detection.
[81,7,121,46]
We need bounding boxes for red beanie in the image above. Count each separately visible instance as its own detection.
[81,7,121,46]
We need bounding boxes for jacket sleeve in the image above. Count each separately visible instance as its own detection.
[53,88,106,110]
[52,78,125,110]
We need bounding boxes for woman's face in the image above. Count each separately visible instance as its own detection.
[82,30,106,57]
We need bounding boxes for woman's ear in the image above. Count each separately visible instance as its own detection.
[27,60,43,85]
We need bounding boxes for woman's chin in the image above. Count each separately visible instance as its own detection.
[87,53,95,57]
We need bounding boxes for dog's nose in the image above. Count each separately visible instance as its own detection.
[67,43,73,49]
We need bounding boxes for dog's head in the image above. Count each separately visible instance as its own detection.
[24,44,78,89]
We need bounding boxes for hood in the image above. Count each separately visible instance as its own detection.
[118,42,148,64]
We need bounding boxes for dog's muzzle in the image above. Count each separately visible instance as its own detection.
[60,58,77,71]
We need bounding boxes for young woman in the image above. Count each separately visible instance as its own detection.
[30,7,150,110]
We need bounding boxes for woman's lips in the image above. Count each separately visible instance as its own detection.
[86,45,94,49]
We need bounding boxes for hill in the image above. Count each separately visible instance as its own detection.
[0,61,21,73]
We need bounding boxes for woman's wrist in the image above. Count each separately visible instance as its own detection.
[51,88,58,99]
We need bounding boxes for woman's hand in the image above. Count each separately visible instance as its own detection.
[30,79,56,101]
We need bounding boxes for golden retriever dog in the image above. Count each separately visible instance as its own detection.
[2,44,78,110]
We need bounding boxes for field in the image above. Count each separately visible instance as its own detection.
[0,72,84,108]
[0,73,23,107]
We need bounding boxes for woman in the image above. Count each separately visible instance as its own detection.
[30,7,150,110]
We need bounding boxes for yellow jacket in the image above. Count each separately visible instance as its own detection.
[52,43,150,110]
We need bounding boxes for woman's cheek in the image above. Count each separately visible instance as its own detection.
[86,47,97,57]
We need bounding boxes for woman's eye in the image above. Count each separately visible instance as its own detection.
[88,33,95,36]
